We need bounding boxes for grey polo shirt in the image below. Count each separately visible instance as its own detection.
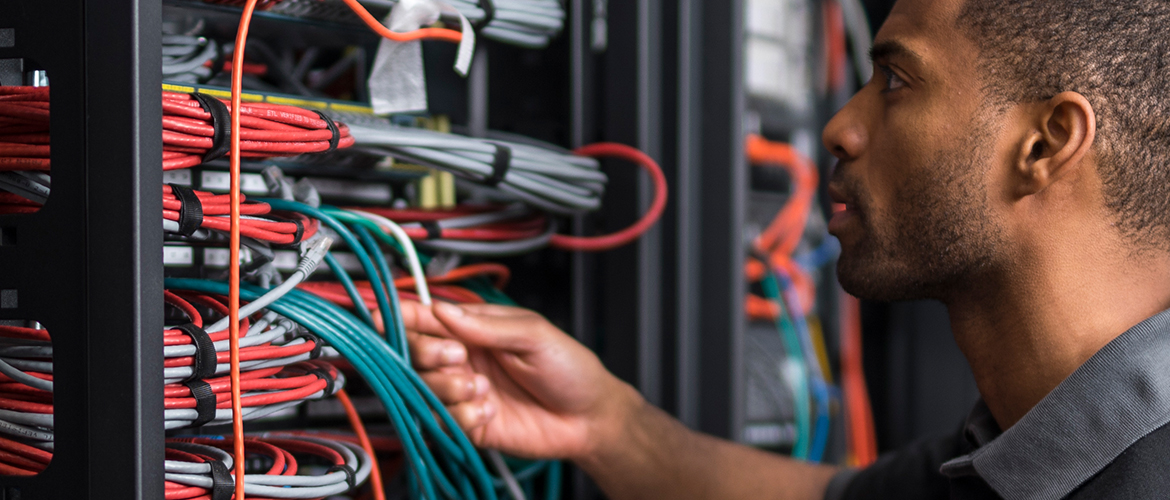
[826,307,1170,500]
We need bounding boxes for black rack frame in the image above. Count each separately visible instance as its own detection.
[0,0,164,498]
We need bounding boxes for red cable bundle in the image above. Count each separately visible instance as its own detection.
[0,436,51,476]
[162,185,319,245]
[0,87,355,172]
[0,192,40,215]
[163,362,338,412]
[0,87,50,172]
[162,92,355,170]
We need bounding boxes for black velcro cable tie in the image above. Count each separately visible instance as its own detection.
[312,110,341,154]
[291,218,304,244]
[483,143,512,188]
[307,366,336,396]
[297,331,323,359]
[264,214,306,247]
[421,221,442,240]
[328,464,357,490]
[474,0,496,29]
[169,184,205,237]
[175,323,218,383]
[208,458,234,500]
[189,92,232,163]
[184,379,217,428]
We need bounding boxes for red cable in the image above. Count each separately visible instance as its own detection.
[338,389,386,500]
[550,143,669,252]
[228,4,258,499]
[841,292,878,466]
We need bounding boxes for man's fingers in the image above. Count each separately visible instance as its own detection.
[421,372,490,405]
[447,399,498,431]
[409,330,468,370]
[432,302,547,352]
[400,300,453,338]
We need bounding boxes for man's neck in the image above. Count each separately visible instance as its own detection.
[945,246,1170,430]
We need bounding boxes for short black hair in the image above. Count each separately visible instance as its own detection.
[958,1,1170,245]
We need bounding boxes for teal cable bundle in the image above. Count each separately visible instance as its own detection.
[166,277,498,500]
[198,198,562,499]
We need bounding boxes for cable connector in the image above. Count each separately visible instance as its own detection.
[293,178,321,208]
[261,165,295,201]
[297,236,332,276]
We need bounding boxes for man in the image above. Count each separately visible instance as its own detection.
[403,0,1170,498]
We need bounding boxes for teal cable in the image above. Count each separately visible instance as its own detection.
[324,252,376,328]
[262,199,397,346]
[322,206,434,267]
[354,224,410,360]
[544,460,562,500]
[167,278,441,499]
[762,272,811,460]
[165,278,499,500]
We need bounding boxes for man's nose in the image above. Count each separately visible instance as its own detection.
[823,96,868,162]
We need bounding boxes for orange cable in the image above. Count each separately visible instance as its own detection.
[339,0,464,43]
[338,390,386,500]
[229,1,259,497]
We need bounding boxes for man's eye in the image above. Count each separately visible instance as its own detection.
[879,66,906,92]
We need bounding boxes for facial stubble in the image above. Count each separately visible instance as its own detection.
[836,118,1005,302]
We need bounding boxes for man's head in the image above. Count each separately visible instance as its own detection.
[824,0,1170,302]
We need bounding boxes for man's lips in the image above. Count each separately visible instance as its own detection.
[827,183,860,234]
[827,183,856,211]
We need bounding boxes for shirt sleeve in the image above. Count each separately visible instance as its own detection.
[824,433,963,500]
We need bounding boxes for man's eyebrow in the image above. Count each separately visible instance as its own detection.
[869,41,925,65]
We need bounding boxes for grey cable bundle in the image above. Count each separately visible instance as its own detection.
[338,112,606,216]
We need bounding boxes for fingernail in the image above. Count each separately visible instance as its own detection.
[473,374,490,397]
[481,401,497,421]
[436,302,465,317]
[441,344,464,365]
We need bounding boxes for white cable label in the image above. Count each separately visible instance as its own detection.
[368,0,475,114]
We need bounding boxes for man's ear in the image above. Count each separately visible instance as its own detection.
[1013,91,1096,197]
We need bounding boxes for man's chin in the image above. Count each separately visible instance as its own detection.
[836,255,924,303]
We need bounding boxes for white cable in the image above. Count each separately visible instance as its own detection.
[348,209,432,305]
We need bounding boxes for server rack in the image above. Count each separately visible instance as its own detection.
[0,0,761,498]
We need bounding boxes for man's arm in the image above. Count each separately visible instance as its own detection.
[403,301,838,500]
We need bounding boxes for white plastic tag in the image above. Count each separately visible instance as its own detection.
[443,3,475,76]
[367,0,475,114]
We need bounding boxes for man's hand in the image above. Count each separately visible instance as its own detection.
[402,301,640,461]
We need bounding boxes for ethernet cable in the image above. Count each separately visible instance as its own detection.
[166,277,500,500]
[351,206,527,500]
[164,435,372,498]
[341,116,606,216]
[205,237,331,334]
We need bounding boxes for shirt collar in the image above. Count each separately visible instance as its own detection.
[939,307,1170,500]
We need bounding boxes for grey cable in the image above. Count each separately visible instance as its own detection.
[0,418,53,442]
[0,409,52,428]
[0,358,52,392]
[488,449,527,500]
[0,172,50,205]
[415,218,556,257]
